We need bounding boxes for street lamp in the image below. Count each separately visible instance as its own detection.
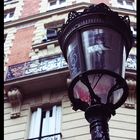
[58,3,133,140]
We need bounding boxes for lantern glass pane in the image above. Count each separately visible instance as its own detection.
[109,88,123,105]
[88,74,114,104]
[81,28,125,76]
[67,33,81,78]
[73,80,91,105]
[88,74,124,104]
[73,73,124,105]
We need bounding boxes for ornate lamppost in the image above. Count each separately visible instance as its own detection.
[58,3,133,140]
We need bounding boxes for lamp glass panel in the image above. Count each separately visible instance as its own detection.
[81,27,125,76]
[108,88,123,105]
[67,32,82,78]
[73,80,91,105]
[88,74,114,104]
[73,73,124,105]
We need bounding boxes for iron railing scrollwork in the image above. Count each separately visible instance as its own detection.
[5,53,136,81]
[5,54,68,81]
[27,133,62,140]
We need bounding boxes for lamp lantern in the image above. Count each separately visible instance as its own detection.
[58,3,133,140]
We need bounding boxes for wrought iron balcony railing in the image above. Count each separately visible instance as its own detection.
[5,54,68,81]
[27,133,62,140]
[5,53,136,81]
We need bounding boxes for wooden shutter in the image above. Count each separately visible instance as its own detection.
[29,111,36,138]
[35,108,42,138]
[41,105,61,140]
[41,111,50,137]
[49,106,57,134]
[28,108,42,139]
[55,106,61,140]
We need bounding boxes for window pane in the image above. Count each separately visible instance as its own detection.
[126,0,133,5]
[4,0,12,2]
[117,0,123,3]
[9,12,14,18]
[4,34,7,43]
[50,1,57,6]
[81,28,125,76]
[29,106,61,140]
[4,14,7,18]
[4,9,15,22]
[59,0,65,4]
[46,28,57,40]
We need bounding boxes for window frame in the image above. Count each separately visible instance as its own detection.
[47,0,66,10]
[4,0,12,3]
[4,8,15,22]
[4,0,18,5]
[42,20,64,43]
[28,105,62,140]
[46,28,58,41]
[4,34,7,43]
[116,0,134,10]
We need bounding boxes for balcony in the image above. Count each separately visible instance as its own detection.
[4,53,136,98]
[4,54,69,98]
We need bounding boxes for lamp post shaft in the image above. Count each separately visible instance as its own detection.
[90,120,110,140]
[85,105,111,140]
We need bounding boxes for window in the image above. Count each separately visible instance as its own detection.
[41,20,64,43]
[28,105,62,140]
[50,0,57,6]
[117,0,123,4]
[125,0,133,5]
[59,0,65,4]
[48,0,66,10]
[42,28,58,43]
[4,9,15,22]
[131,26,137,38]
[46,28,58,41]
[4,34,7,43]
[116,0,134,9]
[4,0,18,6]
[4,0,12,2]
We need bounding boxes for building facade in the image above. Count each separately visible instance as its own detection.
[4,0,136,140]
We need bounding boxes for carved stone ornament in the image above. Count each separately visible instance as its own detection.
[7,88,22,119]
[125,78,136,109]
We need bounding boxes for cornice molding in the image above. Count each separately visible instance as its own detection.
[4,2,136,29]
[4,2,89,29]
[7,87,23,119]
